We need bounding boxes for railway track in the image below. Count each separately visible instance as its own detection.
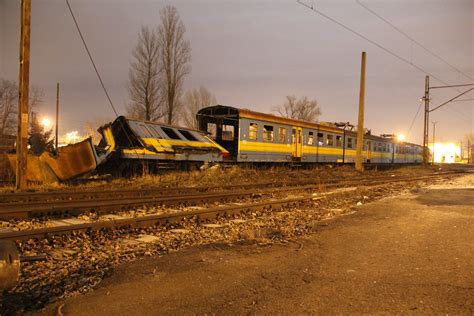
[0,172,459,219]
[0,171,462,241]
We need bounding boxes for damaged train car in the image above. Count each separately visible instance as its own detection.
[0,116,228,183]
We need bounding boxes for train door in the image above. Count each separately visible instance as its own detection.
[366,140,372,162]
[292,127,303,159]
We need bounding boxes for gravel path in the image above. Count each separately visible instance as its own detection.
[36,174,474,315]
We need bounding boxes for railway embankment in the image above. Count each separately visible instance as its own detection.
[0,165,471,314]
[39,172,474,315]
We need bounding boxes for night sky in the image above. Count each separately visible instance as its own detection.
[1,0,472,144]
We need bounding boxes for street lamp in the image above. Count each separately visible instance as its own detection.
[41,117,51,129]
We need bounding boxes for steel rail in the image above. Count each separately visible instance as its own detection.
[0,173,458,220]
[0,173,459,241]
[0,171,456,205]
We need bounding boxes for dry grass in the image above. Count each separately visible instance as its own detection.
[0,164,438,193]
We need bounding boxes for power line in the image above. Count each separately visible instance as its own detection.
[353,0,473,122]
[406,99,422,138]
[355,0,474,82]
[65,0,143,163]
[296,0,448,85]
[65,0,119,116]
[296,1,473,125]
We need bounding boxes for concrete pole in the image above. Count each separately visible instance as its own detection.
[16,0,31,190]
[355,52,366,172]
[55,83,59,150]
[422,76,430,167]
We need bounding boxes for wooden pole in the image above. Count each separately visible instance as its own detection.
[55,82,59,150]
[16,0,31,190]
[355,52,366,172]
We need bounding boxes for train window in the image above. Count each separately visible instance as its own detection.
[317,133,324,146]
[263,125,274,142]
[207,123,217,139]
[161,127,182,140]
[249,123,258,140]
[347,137,353,149]
[278,127,286,143]
[149,125,163,138]
[139,124,154,138]
[336,135,342,147]
[308,132,314,145]
[222,125,234,141]
[326,134,334,146]
[178,129,199,141]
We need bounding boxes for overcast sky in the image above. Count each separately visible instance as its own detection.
[1,0,473,144]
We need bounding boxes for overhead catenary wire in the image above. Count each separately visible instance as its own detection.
[355,0,473,121]
[296,0,473,126]
[355,0,474,82]
[65,0,143,162]
[65,0,118,116]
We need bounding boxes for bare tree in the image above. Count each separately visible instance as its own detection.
[275,95,321,122]
[0,79,43,136]
[158,5,191,124]
[127,26,164,121]
[0,79,18,136]
[181,86,216,129]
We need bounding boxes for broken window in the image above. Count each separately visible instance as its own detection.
[207,123,217,139]
[278,127,286,143]
[222,125,234,141]
[263,125,274,142]
[178,129,199,141]
[161,127,181,140]
[308,131,314,145]
[249,123,258,140]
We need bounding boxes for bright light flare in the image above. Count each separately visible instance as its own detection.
[397,134,406,142]
[65,131,80,144]
[429,142,461,164]
[41,118,51,128]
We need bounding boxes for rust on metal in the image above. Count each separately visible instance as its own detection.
[0,138,97,184]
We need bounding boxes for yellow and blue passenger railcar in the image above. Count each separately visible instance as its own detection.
[197,105,423,165]
[95,116,228,175]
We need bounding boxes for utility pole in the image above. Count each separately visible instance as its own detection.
[355,51,366,172]
[422,75,430,167]
[431,121,437,165]
[55,83,60,150]
[16,0,31,190]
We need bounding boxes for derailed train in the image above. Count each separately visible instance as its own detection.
[1,105,423,182]
[94,105,422,173]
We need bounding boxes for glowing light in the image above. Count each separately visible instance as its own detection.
[428,142,461,164]
[41,118,51,128]
[397,134,406,142]
[65,131,80,144]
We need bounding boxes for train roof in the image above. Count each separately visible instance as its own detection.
[198,105,342,133]
[198,105,422,147]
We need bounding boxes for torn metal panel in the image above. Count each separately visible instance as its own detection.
[0,138,101,183]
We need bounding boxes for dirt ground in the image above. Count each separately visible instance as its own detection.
[36,173,474,315]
